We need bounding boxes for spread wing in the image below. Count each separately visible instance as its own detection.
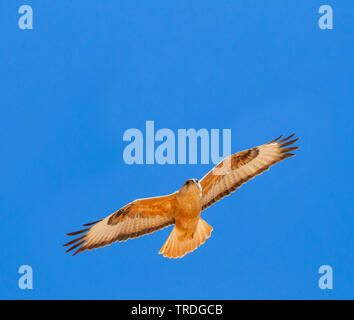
[64,194,176,255]
[200,134,299,211]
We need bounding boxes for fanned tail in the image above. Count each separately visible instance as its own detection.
[159,218,213,259]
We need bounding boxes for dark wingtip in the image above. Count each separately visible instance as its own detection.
[268,135,283,144]
[64,219,100,255]
[278,133,295,143]
[283,153,296,158]
[281,146,299,153]
[280,137,299,148]
[82,219,102,227]
[72,247,84,256]
[66,227,90,236]
[65,239,85,254]
[63,234,85,247]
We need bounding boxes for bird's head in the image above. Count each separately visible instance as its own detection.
[180,179,202,195]
[183,178,199,186]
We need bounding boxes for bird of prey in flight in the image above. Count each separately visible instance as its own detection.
[64,134,299,258]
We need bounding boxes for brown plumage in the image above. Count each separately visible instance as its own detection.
[64,134,299,258]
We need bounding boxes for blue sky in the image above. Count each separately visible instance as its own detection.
[0,1,353,299]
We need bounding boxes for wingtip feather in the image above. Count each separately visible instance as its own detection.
[65,239,85,254]
[66,227,90,236]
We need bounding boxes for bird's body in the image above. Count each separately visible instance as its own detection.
[174,179,202,239]
[64,134,299,258]
[157,179,213,258]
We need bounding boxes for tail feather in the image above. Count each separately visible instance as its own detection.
[159,218,213,259]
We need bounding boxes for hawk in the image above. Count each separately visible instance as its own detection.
[64,134,299,258]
